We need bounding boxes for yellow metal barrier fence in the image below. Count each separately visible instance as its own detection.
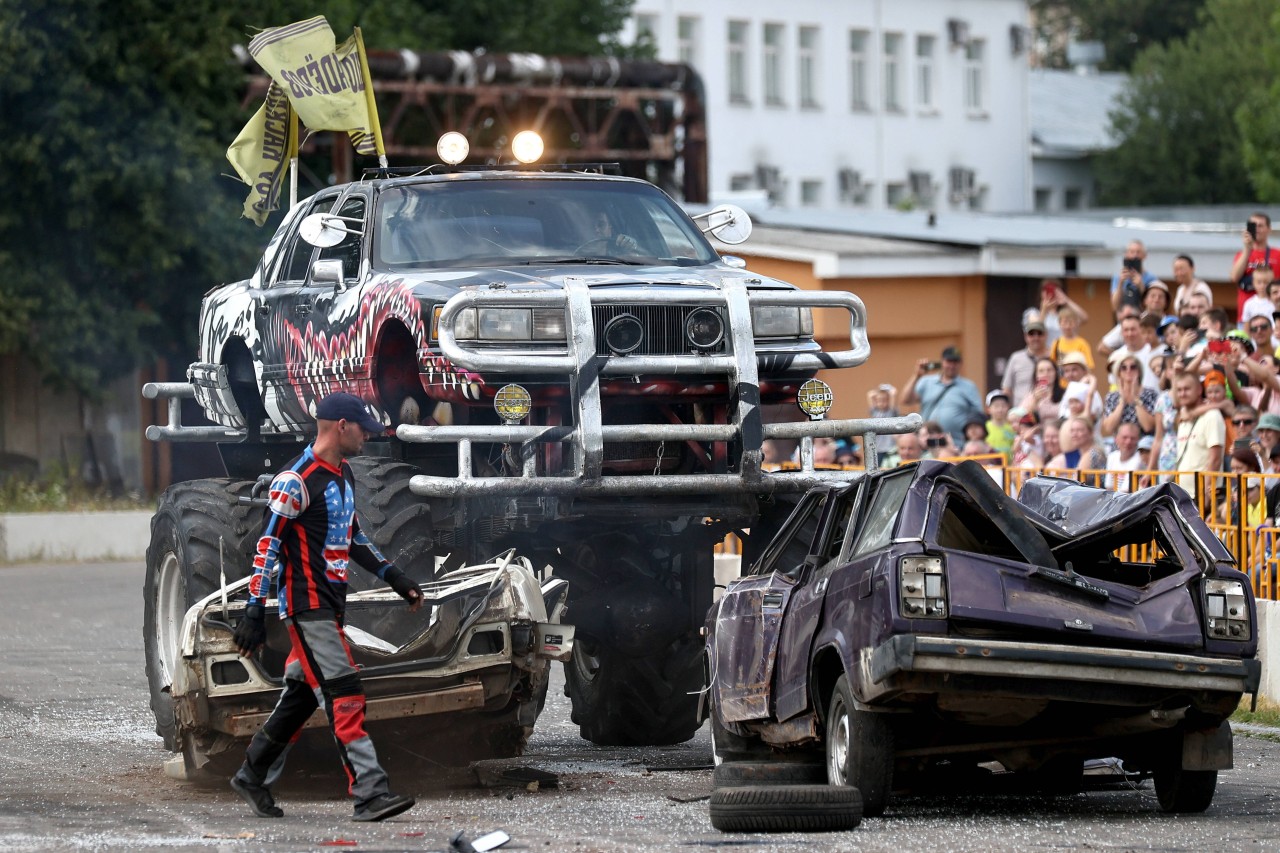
[713,461,1280,601]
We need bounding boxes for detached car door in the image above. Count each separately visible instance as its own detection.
[711,490,829,723]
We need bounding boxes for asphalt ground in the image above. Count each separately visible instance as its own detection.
[2,560,1279,852]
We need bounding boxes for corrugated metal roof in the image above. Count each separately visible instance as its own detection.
[1029,68,1130,156]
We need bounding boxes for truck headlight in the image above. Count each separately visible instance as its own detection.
[1205,578,1249,640]
[751,305,814,338]
[900,555,946,619]
[455,308,566,342]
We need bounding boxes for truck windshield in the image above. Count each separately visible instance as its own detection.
[375,178,720,269]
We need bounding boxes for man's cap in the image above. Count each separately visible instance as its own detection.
[1138,435,1154,451]
[876,383,896,394]
[985,389,1009,406]
[1259,413,1280,432]
[1227,328,1256,354]
[1058,351,1089,368]
[315,392,384,434]
[941,345,962,361]
[1024,319,1046,333]
[1146,279,1170,294]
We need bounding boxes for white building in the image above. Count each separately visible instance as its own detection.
[1029,67,1129,213]
[628,0,1033,212]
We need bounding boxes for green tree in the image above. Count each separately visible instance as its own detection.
[1236,7,1280,201]
[1032,0,1206,70]
[1095,0,1276,205]
[0,0,635,394]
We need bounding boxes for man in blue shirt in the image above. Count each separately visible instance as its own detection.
[899,346,985,445]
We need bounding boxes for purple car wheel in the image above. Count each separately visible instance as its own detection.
[825,674,893,816]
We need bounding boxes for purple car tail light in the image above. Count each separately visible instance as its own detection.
[1204,578,1250,640]
[899,555,946,618]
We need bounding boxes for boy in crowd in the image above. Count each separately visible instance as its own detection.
[1240,265,1276,329]
[984,390,1016,463]
[1049,307,1094,369]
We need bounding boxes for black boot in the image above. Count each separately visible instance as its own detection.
[231,770,284,818]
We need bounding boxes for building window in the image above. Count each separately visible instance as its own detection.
[677,16,700,67]
[1034,187,1053,212]
[728,20,750,104]
[763,23,785,106]
[968,185,988,211]
[729,173,754,192]
[635,14,658,49]
[1064,187,1084,210]
[964,39,986,113]
[798,26,820,108]
[849,29,871,111]
[915,34,936,111]
[883,33,904,112]
[800,180,822,207]
[886,182,909,208]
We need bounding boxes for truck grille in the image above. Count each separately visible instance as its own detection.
[592,305,726,356]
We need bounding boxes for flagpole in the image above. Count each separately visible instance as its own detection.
[288,109,299,209]
[353,26,388,169]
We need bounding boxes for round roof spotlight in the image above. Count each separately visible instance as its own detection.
[494,384,532,424]
[603,314,645,355]
[437,131,470,165]
[797,378,834,420]
[511,130,545,164]
[685,308,724,350]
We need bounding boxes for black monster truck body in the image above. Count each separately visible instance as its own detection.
[146,166,913,746]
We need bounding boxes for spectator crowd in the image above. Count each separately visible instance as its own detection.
[780,212,1280,528]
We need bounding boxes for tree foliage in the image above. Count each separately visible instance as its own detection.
[0,0,634,394]
[1031,0,1206,70]
[1095,0,1277,206]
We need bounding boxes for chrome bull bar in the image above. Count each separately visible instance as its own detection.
[401,277,918,498]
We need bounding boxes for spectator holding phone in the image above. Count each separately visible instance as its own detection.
[1002,318,1051,403]
[1231,213,1280,322]
[1110,240,1162,315]
[900,347,984,445]
[1018,356,1065,425]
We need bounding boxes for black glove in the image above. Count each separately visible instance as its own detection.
[385,568,423,608]
[233,603,266,656]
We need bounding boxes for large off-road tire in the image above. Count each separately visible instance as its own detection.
[143,479,262,751]
[346,458,435,579]
[564,633,704,746]
[826,674,894,817]
[1154,767,1217,813]
[709,784,863,833]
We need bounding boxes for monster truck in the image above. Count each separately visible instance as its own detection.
[144,155,917,749]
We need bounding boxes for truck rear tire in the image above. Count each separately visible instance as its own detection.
[143,479,262,750]
[565,634,704,746]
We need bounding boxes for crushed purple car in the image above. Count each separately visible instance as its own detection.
[705,460,1261,818]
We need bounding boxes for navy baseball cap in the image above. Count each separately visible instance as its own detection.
[315,393,383,434]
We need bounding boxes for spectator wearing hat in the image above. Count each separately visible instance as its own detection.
[1135,433,1156,487]
[1057,352,1104,421]
[1019,356,1065,425]
[1105,422,1145,493]
[1142,280,1171,318]
[1257,413,1280,464]
[1101,353,1158,437]
[984,390,1016,462]
[1170,254,1213,315]
[866,383,899,456]
[900,347,984,445]
[1158,315,1181,351]
[1001,318,1051,404]
[1172,371,1226,494]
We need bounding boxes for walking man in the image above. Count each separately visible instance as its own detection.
[231,392,423,822]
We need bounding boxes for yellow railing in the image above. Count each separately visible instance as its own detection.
[714,461,1280,601]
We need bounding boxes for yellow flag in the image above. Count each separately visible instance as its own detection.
[248,16,376,155]
[225,81,295,226]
